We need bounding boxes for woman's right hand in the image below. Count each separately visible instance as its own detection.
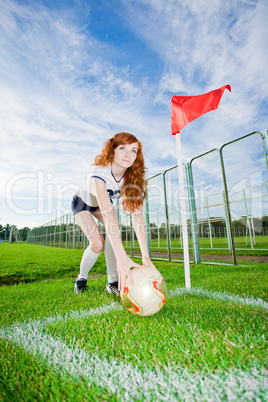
[117,254,142,292]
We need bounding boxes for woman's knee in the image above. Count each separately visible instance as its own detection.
[74,211,104,253]
[90,235,104,254]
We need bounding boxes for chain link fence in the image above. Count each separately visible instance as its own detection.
[27,131,268,265]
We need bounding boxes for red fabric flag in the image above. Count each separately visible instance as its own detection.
[171,84,231,135]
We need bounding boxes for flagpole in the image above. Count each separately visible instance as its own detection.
[175,133,191,289]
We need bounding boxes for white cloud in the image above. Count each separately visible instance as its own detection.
[122,0,268,119]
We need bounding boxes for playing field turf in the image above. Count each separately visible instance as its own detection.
[0,243,267,401]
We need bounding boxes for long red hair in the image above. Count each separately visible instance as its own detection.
[94,132,147,214]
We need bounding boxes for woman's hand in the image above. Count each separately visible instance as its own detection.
[117,255,142,292]
[142,256,158,270]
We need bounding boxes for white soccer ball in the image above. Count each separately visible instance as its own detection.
[120,266,167,316]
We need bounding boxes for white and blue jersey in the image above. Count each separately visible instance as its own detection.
[79,164,124,207]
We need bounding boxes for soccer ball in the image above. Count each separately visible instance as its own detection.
[120,266,167,316]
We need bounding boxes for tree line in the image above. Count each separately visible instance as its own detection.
[0,224,30,242]
[2,215,268,243]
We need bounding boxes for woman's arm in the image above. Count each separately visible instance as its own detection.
[93,178,140,291]
[131,209,156,269]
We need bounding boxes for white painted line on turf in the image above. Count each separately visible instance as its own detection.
[1,301,268,401]
[38,302,124,329]
[1,315,268,401]
[0,303,123,340]
[168,287,268,310]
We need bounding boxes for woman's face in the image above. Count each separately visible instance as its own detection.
[113,142,138,169]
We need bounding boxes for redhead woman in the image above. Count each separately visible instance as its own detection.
[71,132,156,296]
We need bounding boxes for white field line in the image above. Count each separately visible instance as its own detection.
[39,302,123,330]
[1,294,268,400]
[168,287,268,310]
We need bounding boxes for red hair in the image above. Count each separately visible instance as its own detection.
[94,132,147,214]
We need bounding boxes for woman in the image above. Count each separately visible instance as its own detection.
[71,132,156,296]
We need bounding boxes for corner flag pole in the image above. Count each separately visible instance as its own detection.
[175,132,191,289]
[171,85,231,289]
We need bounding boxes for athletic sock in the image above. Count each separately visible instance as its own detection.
[104,235,118,283]
[78,246,100,279]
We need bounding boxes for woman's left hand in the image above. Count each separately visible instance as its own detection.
[142,257,157,270]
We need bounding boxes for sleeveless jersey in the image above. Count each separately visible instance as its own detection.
[79,165,124,207]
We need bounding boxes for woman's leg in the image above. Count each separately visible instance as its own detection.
[104,235,118,283]
[74,210,104,281]
[93,209,118,285]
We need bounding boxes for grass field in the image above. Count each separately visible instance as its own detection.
[0,243,268,401]
[124,235,268,258]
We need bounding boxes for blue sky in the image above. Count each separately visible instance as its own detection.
[1,0,268,228]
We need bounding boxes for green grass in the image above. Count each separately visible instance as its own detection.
[0,338,117,402]
[124,235,268,258]
[46,297,267,373]
[0,242,106,286]
[0,243,268,400]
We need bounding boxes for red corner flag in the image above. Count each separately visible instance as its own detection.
[171,84,231,135]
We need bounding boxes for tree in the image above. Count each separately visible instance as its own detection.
[19,227,30,241]
[262,215,268,228]
[4,224,11,241]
